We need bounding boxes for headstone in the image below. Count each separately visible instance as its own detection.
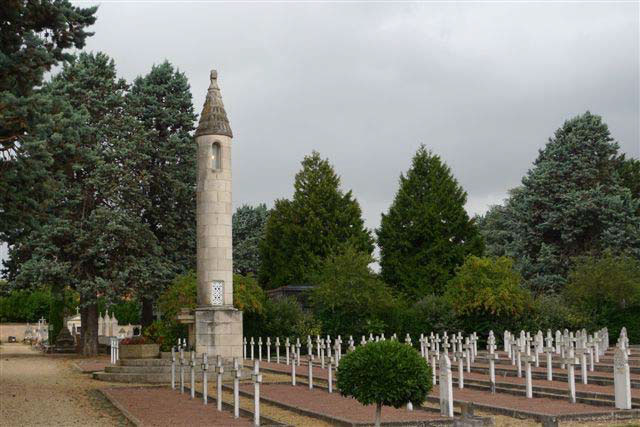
[431,351,438,385]
[202,354,209,405]
[190,351,196,399]
[451,335,459,362]
[291,344,297,385]
[522,354,535,398]
[504,331,511,356]
[243,337,247,360]
[216,355,224,411]
[464,338,472,373]
[285,337,290,365]
[576,343,588,385]
[328,356,334,393]
[544,334,554,382]
[52,326,76,353]
[561,346,579,403]
[171,346,176,390]
[439,355,454,418]
[233,357,241,418]
[614,347,632,409]
[455,348,465,389]
[179,348,185,394]
[252,360,262,426]
[307,355,313,390]
[487,331,499,393]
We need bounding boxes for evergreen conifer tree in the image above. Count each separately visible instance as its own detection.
[233,204,269,276]
[259,151,373,288]
[126,61,197,326]
[377,145,482,298]
[500,112,640,293]
[6,53,163,354]
[0,0,97,154]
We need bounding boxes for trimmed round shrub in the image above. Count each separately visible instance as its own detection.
[336,340,432,426]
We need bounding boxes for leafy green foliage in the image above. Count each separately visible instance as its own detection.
[480,112,640,293]
[233,273,266,314]
[445,256,531,335]
[259,151,374,288]
[311,246,396,337]
[0,289,53,322]
[377,146,483,298]
[393,294,460,339]
[565,252,640,343]
[233,204,269,275]
[261,297,321,339]
[146,272,197,350]
[526,294,585,333]
[337,340,432,425]
[100,299,141,326]
[157,272,197,320]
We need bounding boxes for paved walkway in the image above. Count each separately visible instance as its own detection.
[238,383,450,424]
[103,387,252,426]
[0,343,130,426]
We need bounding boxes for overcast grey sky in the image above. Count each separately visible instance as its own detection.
[1,1,639,264]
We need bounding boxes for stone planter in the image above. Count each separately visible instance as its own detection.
[119,343,160,359]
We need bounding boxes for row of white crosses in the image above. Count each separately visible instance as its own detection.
[170,343,263,426]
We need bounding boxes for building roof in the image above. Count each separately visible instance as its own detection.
[195,69,233,138]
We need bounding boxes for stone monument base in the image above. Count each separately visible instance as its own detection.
[194,306,243,360]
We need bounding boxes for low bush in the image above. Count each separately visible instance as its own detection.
[337,340,432,427]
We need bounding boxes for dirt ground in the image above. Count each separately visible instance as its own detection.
[1,343,638,427]
[0,343,131,426]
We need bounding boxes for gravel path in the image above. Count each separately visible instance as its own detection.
[0,343,130,427]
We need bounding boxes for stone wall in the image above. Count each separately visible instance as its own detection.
[0,323,28,341]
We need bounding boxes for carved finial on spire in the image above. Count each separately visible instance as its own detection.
[210,69,218,81]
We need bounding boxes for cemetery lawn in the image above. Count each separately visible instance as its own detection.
[0,343,131,426]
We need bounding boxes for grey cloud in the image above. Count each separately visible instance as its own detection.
[77,1,640,233]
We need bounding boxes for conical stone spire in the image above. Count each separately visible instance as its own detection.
[195,69,233,137]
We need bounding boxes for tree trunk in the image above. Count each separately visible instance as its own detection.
[80,296,99,356]
[375,402,382,427]
[141,297,154,328]
[49,285,65,346]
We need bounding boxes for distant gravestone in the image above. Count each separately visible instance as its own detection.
[614,347,632,409]
[439,354,454,417]
[52,326,76,353]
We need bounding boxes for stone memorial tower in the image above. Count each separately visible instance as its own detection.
[192,69,242,359]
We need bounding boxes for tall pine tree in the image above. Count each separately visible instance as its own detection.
[126,61,197,326]
[6,53,164,354]
[377,146,483,298]
[0,0,97,155]
[487,112,640,294]
[259,152,373,288]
